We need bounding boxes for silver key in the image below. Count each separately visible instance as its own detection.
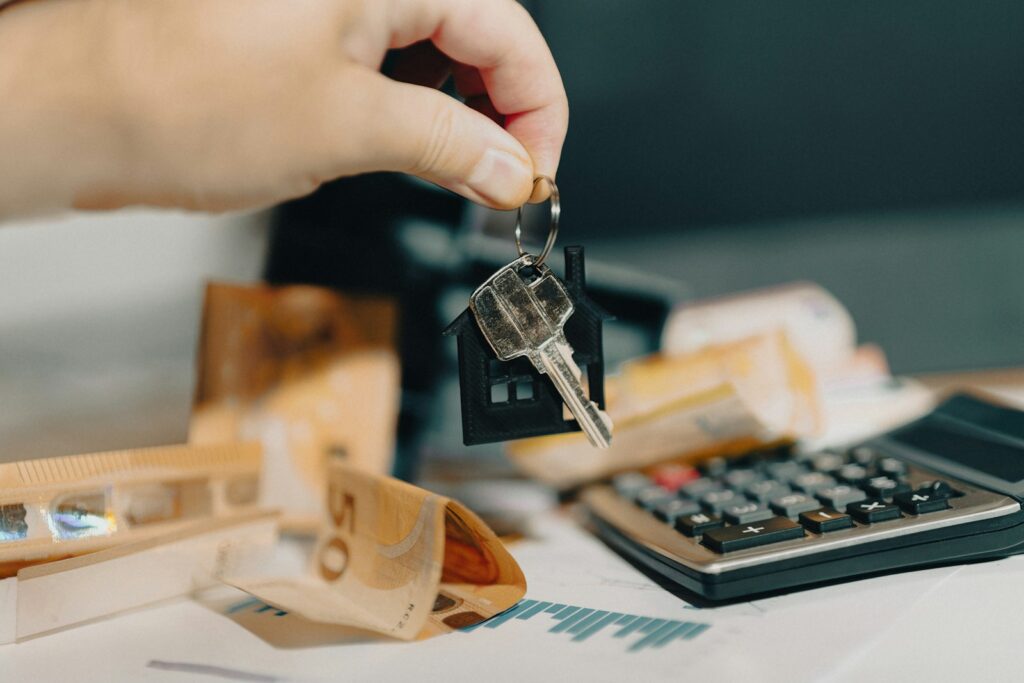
[469,255,614,448]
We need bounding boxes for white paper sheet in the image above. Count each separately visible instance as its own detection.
[0,509,967,683]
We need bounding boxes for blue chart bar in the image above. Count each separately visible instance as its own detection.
[461,600,711,652]
[225,598,287,617]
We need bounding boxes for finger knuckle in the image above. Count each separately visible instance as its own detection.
[411,102,458,175]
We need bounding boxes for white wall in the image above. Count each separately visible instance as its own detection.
[0,209,270,461]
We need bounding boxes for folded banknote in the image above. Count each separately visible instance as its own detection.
[227,461,526,640]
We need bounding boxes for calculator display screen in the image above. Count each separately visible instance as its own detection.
[889,418,1024,484]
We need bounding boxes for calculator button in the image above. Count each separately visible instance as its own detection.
[652,464,700,492]
[699,457,729,478]
[877,457,907,477]
[745,480,790,503]
[848,446,880,466]
[893,490,950,515]
[838,464,869,483]
[792,472,837,494]
[702,516,805,553]
[675,512,724,537]
[653,498,702,523]
[812,451,845,474]
[863,476,911,500]
[700,489,741,514]
[634,486,674,509]
[724,469,762,490]
[799,508,854,533]
[722,502,774,525]
[679,479,723,500]
[613,472,650,498]
[765,463,806,486]
[769,493,822,517]
[815,484,868,510]
[847,499,902,524]
[919,480,961,499]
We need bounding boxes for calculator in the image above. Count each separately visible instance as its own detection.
[582,392,1024,600]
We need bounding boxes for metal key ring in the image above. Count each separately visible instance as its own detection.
[514,175,560,267]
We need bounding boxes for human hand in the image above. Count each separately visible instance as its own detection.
[0,0,567,216]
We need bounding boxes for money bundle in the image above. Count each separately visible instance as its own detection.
[228,460,527,639]
[507,331,822,488]
[190,282,400,529]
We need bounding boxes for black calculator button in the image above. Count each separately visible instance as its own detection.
[700,489,741,514]
[863,476,911,500]
[722,502,774,525]
[838,464,869,483]
[745,480,790,503]
[652,498,702,523]
[675,512,724,537]
[811,451,845,474]
[799,508,854,533]
[634,486,674,509]
[815,484,868,510]
[847,499,902,523]
[702,516,805,553]
[893,490,950,515]
[919,480,961,499]
[679,479,723,500]
[769,493,821,517]
[792,472,837,494]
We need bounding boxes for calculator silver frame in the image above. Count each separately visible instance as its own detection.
[581,463,1021,576]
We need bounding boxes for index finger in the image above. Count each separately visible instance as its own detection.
[387,0,568,197]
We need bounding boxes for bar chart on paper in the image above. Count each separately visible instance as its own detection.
[461,599,711,652]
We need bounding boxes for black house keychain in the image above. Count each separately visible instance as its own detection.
[444,176,613,447]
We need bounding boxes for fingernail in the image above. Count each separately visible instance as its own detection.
[467,149,532,207]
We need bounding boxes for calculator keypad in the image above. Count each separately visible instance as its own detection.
[609,444,971,555]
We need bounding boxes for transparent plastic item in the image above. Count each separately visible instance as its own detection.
[0,442,261,573]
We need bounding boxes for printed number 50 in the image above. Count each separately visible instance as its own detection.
[318,488,355,581]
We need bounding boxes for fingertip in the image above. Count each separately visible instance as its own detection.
[464,147,533,208]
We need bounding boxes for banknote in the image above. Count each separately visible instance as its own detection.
[507,331,822,488]
[227,461,526,640]
[0,442,262,575]
[190,282,400,530]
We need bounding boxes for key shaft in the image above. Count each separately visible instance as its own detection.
[536,338,613,448]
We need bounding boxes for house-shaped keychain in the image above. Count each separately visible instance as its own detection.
[444,245,612,446]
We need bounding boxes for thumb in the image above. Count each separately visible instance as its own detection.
[348,70,535,209]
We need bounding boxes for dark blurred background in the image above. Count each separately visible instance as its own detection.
[539,0,1024,230]
[536,0,1024,373]
[271,0,1024,374]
